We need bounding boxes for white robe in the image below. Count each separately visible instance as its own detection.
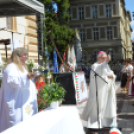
[82,62,117,128]
[128,71,134,97]
[0,63,38,133]
[121,64,133,75]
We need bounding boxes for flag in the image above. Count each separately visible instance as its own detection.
[53,48,58,73]
[67,45,72,69]
[60,47,67,72]
[70,45,76,70]
[68,45,71,64]
[76,29,82,64]
[62,47,67,64]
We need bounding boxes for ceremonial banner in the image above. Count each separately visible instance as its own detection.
[53,48,58,73]
[70,45,76,70]
[60,47,67,72]
[74,72,88,104]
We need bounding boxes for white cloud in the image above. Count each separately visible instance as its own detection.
[132,30,134,40]
[131,20,134,26]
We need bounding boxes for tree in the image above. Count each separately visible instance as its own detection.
[38,0,75,61]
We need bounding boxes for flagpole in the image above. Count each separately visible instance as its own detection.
[48,34,75,72]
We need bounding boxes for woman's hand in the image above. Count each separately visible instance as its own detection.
[27,73,35,79]
[35,76,42,82]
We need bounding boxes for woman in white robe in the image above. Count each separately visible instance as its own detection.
[128,61,134,97]
[0,48,38,133]
[121,58,133,94]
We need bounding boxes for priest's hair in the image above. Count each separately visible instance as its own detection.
[5,47,28,72]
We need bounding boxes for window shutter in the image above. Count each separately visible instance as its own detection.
[99,5,104,16]
[85,6,90,18]
[113,26,118,38]
[87,28,92,40]
[113,4,116,15]
[72,7,77,19]
[100,27,105,38]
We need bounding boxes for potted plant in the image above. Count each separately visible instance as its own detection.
[38,82,66,110]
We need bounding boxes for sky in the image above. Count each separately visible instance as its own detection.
[125,0,134,39]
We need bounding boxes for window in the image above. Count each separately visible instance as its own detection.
[93,50,99,61]
[67,8,71,20]
[106,5,111,17]
[92,6,98,19]
[72,7,77,19]
[93,28,99,40]
[82,51,87,63]
[107,27,113,39]
[79,29,85,42]
[78,7,84,20]
[67,8,71,15]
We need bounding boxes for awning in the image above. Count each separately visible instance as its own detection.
[0,0,44,17]
[0,0,45,65]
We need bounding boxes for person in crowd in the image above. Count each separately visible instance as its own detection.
[85,64,89,78]
[0,48,38,132]
[82,51,117,129]
[82,65,86,75]
[111,63,116,74]
[120,60,126,71]
[76,65,82,72]
[115,60,121,80]
[82,65,85,72]
[49,63,54,73]
[121,58,133,89]
[121,58,133,74]
[127,60,134,97]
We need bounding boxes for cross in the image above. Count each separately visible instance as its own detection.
[25,104,33,115]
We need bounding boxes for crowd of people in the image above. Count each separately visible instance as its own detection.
[78,59,133,82]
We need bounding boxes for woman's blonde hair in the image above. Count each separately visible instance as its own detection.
[5,47,28,72]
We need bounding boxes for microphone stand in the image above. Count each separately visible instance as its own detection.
[89,68,108,134]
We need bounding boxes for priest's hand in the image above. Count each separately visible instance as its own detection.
[106,55,111,63]
[108,74,113,79]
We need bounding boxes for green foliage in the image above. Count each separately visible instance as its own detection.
[26,59,34,72]
[38,82,66,110]
[38,0,75,60]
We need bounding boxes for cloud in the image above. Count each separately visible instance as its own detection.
[132,30,134,40]
[131,20,134,26]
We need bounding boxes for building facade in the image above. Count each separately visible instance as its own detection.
[0,16,38,62]
[68,0,133,63]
